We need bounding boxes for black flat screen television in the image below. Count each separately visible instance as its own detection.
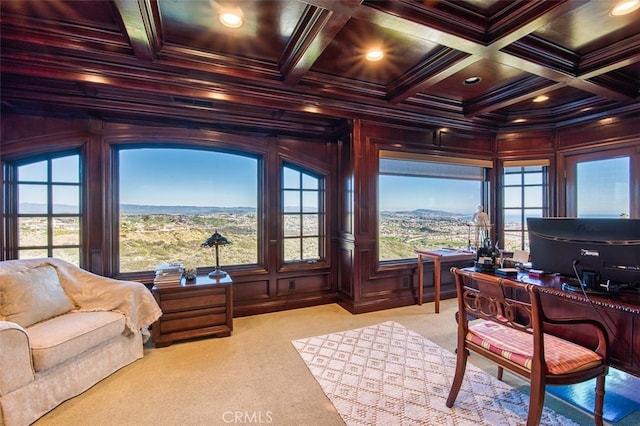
[527,217,640,287]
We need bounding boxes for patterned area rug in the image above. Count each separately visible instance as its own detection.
[292,321,579,426]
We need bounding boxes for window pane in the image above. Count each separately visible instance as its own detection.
[577,157,629,217]
[18,161,47,181]
[283,167,300,189]
[19,249,49,259]
[503,187,522,208]
[503,174,521,186]
[284,215,300,237]
[302,214,318,236]
[53,185,79,214]
[504,209,522,230]
[18,184,47,213]
[523,186,542,207]
[284,238,300,261]
[53,217,80,245]
[503,231,523,252]
[18,217,48,247]
[283,190,300,212]
[302,191,318,212]
[302,173,318,190]
[524,172,542,185]
[52,156,79,183]
[302,237,318,260]
[118,148,258,272]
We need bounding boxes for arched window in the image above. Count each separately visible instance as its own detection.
[3,152,82,264]
[282,165,325,263]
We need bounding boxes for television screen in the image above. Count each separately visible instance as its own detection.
[527,217,640,287]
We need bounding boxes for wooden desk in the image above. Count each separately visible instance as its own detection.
[461,269,640,377]
[415,249,474,313]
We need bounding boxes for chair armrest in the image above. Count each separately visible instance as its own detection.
[0,321,35,395]
[543,316,609,360]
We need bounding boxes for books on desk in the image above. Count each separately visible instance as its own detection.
[495,267,519,277]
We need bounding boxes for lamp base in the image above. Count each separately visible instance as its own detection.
[208,269,227,278]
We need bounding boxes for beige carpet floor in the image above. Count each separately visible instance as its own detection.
[34,298,612,425]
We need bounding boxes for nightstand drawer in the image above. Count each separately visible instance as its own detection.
[160,308,227,333]
[160,292,226,312]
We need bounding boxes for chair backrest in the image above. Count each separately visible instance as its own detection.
[451,267,547,369]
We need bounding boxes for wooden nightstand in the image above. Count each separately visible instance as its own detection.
[151,274,233,347]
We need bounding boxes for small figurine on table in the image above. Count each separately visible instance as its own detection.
[472,204,490,246]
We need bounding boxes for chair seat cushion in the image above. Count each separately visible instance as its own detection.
[467,321,603,375]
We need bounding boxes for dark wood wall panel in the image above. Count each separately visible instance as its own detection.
[496,129,555,155]
[556,112,640,151]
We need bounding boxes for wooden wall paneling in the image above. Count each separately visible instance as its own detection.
[556,112,640,151]
[496,129,555,154]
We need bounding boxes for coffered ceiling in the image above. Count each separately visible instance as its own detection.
[1,0,639,136]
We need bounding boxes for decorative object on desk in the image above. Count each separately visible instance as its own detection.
[472,204,491,248]
[184,267,197,281]
[201,230,231,278]
[495,267,519,276]
[474,237,500,272]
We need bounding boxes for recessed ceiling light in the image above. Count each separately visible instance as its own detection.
[219,10,243,28]
[512,118,527,123]
[611,0,640,15]
[533,95,549,103]
[366,49,384,61]
[463,76,481,85]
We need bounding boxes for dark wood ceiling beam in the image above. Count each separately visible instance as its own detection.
[579,34,640,79]
[279,5,350,86]
[464,77,565,118]
[112,0,162,61]
[386,49,475,104]
[305,0,605,114]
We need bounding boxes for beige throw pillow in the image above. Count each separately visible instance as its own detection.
[0,264,76,327]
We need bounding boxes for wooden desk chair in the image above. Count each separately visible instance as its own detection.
[446,267,609,426]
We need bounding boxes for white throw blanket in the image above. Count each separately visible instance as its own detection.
[0,257,162,340]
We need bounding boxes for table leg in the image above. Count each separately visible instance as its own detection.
[417,254,424,305]
[433,257,441,313]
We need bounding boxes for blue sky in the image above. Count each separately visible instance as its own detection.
[18,149,629,217]
[119,148,258,207]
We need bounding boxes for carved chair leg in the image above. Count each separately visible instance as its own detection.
[527,375,546,426]
[446,348,469,408]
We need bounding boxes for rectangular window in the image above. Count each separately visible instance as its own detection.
[378,151,490,261]
[118,148,258,273]
[282,165,325,262]
[577,157,630,218]
[501,161,549,252]
[5,154,82,264]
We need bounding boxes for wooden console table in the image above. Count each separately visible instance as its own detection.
[152,274,233,347]
[415,249,475,313]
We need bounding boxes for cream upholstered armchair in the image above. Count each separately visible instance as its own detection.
[0,258,162,426]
